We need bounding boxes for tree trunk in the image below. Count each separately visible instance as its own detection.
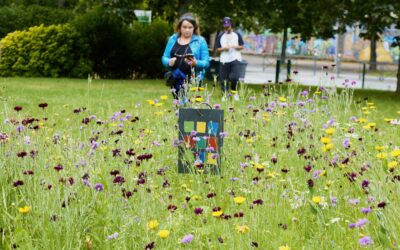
[396,55,400,94]
[57,0,65,8]
[369,35,377,71]
[178,0,189,16]
[280,28,288,63]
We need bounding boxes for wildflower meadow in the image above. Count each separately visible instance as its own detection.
[1,75,400,249]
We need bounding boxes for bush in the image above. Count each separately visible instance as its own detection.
[0,5,73,38]
[130,19,172,78]
[72,8,172,79]
[0,24,90,77]
[71,8,135,78]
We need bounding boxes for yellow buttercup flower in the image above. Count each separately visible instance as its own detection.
[233,196,246,204]
[212,211,223,217]
[18,206,31,214]
[388,161,398,170]
[322,143,334,152]
[279,246,290,250]
[194,97,203,103]
[314,91,321,95]
[357,118,367,123]
[320,137,331,144]
[390,149,400,157]
[367,102,375,106]
[190,87,205,92]
[375,146,385,151]
[267,171,277,178]
[235,225,249,234]
[160,95,168,101]
[312,196,322,204]
[384,118,394,123]
[146,99,155,105]
[325,128,335,135]
[155,103,163,107]
[279,97,287,102]
[376,153,387,159]
[158,230,170,239]
[147,220,159,230]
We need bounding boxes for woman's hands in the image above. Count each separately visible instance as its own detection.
[185,57,197,67]
[169,57,177,67]
[169,56,197,67]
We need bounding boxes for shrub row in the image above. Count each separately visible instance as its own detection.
[0,8,172,78]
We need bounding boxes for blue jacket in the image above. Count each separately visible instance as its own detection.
[162,33,210,80]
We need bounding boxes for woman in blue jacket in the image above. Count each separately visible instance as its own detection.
[162,14,210,99]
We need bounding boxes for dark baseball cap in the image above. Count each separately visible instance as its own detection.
[222,17,233,27]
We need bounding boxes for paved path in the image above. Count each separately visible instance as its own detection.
[241,54,398,91]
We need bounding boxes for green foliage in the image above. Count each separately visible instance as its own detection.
[72,8,171,78]
[130,19,172,78]
[0,5,73,38]
[71,8,136,78]
[0,24,90,77]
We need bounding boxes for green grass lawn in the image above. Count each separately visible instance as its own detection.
[1,77,400,249]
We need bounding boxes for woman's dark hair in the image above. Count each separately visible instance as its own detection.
[176,13,200,35]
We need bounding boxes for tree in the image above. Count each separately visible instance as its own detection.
[342,0,395,70]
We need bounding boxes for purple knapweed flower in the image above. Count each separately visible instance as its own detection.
[94,183,104,191]
[16,125,25,133]
[361,207,372,214]
[355,218,368,227]
[107,232,119,240]
[181,234,194,244]
[343,138,351,149]
[330,196,338,207]
[219,132,228,138]
[349,198,360,206]
[359,236,373,246]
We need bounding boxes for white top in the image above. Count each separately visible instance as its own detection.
[216,31,244,63]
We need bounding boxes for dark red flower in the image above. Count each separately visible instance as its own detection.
[23,170,34,175]
[252,199,263,205]
[145,242,155,250]
[377,202,386,208]
[194,207,203,215]
[137,178,146,185]
[14,106,23,112]
[271,156,277,164]
[137,153,153,161]
[212,207,221,212]
[207,192,216,198]
[234,211,244,218]
[297,147,306,156]
[38,103,48,109]
[17,151,28,158]
[251,241,259,247]
[82,118,90,124]
[126,149,135,156]
[13,180,24,187]
[113,175,125,184]
[361,180,369,189]
[167,204,177,212]
[304,165,312,172]
[345,172,357,182]
[54,165,64,171]
[112,149,121,157]
[110,170,120,176]
[162,180,170,188]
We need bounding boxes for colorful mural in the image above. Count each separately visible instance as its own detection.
[242,27,400,62]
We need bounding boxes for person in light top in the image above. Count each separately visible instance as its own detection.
[215,17,244,101]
